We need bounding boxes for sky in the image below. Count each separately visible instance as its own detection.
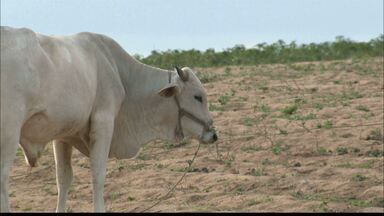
[1,0,383,57]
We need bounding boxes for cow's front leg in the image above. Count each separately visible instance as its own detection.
[89,113,115,212]
[0,133,19,212]
[1,105,25,212]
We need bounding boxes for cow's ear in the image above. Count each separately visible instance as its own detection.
[175,66,189,82]
[158,83,179,97]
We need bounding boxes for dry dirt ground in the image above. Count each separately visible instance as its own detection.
[8,57,384,212]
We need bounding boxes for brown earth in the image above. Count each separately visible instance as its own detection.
[8,57,384,212]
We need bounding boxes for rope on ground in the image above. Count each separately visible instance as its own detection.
[138,141,201,213]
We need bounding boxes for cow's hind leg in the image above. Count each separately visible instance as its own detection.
[53,140,73,212]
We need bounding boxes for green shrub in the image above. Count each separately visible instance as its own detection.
[366,128,383,141]
[336,147,348,155]
[281,104,298,116]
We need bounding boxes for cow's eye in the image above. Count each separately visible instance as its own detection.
[194,95,203,103]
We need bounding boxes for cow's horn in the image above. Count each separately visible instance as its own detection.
[175,66,189,82]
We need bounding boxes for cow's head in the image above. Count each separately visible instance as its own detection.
[158,66,218,144]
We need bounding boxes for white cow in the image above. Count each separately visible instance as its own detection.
[0,26,218,212]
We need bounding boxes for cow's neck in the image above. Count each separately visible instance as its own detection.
[127,61,178,142]
[109,54,179,158]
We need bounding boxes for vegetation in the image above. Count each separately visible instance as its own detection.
[135,35,384,68]
[317,120,333,129]
[366,128,383,141]
[280,104,298,116]
[336,147,348,155]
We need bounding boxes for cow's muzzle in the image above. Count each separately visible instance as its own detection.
[201,126,218,144]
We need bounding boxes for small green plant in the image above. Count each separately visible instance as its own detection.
[254,104,271,113]
[291,191,318,201]
[333,80,341,84]
[203,185,214,193]
[8,191,16,197]
[116,161,125,171]
[336,162,353,168]
[316,147,329,156]
[348,199,371,207]
[317,120,333,129]
[259,104,271,113]
[224,160,232,168]
[224,67,232,76]
[129,163,147,171]
[261,158,271,165]
[127,196,135,201]
[234,187,244,195]
[229,88,236,96]
[162,141,188,150]
[352,174,368,182]
[109,191,121,201]
[350,147,360,154]
[319,63,327,73]
[336,147,348,155]
[256,80,269,92]
[314,201,330,212]
[163,142,175,150]
[366,128,383,141]
[136,151,150,160]
[271,145,281,155]
[294,97,307,104]
[342,91,364,100]
[323,120,333,129]
[366,149,384,157]
[242,117,253,127]
[16,148,23,156]
[313,103,324,110]
[358,160,374,169]
[355,105,370,112]
[209,103,224,111]
[41,185,57,196]
[218,94,230,105]
[372,197,384,208]
[156,163,165,169]
[238,96,248,101]
[289,113,317,121]
[250,167,265,176]
[247,199,259,206]
[281,104,298,116]
[258,85,269,92]
[245,135,255,141]
[224,154,236,168]
[362,112,375,120]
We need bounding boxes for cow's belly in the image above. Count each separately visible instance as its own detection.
[20,103,92,145]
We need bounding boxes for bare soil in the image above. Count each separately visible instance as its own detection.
[8,57,384,212]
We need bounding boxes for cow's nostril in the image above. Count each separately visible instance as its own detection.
[213,133,218,142]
